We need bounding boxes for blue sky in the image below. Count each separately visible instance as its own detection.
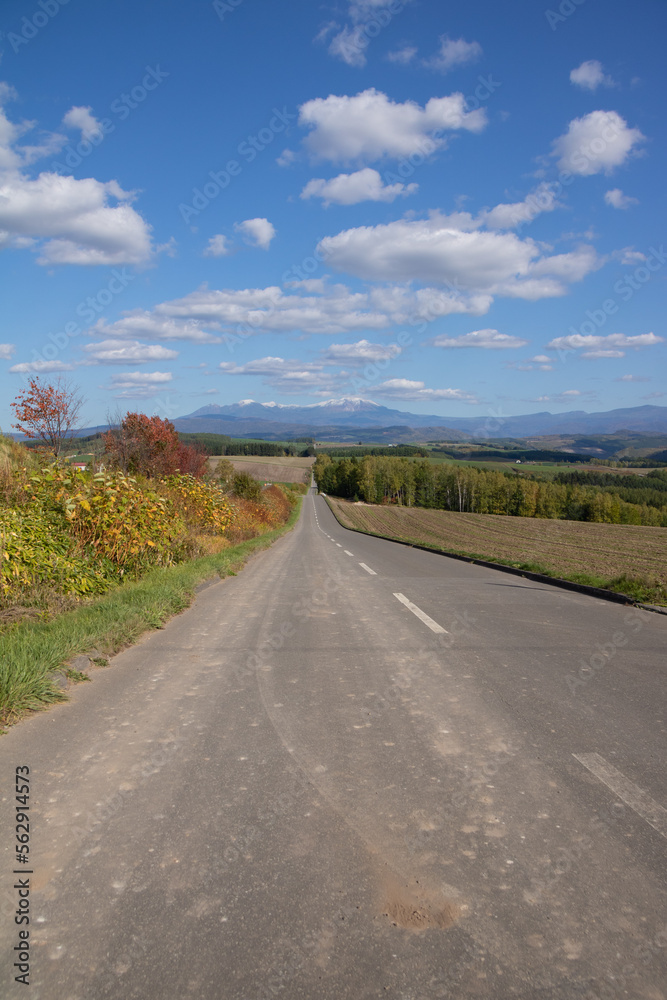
[1,0,665,431]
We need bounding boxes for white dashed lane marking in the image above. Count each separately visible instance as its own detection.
[574,753,667,840]
[393,593,448,634]
[359,563,376,575]
[344,550,354,556]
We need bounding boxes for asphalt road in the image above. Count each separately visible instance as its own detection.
[2,489,666,999]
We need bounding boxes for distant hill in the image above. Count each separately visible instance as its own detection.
[14,399,665,446]
[173,399,667,439]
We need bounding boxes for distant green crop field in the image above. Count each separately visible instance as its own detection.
[422,455,594,478]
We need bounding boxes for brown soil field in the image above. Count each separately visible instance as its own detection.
[208,455,314,484]
[326,498,667,604]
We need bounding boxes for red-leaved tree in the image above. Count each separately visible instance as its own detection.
[10,377,84,458]
[103,413,207,478]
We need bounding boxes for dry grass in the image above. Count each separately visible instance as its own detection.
[327,499,667,604]
[208,455,314,484]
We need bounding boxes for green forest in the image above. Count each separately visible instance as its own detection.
[313,455,667,527]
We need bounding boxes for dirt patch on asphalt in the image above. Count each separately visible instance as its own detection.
[380,874,462,932]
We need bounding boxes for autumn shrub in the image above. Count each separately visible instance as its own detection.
[161,475,235,537]
[224,499,267,542]
[0,506,111,600]
[260,484,293,523]
[24,467,185,576]
[231,471,263,502]
[0,457,298,614]
[224,485,294,542]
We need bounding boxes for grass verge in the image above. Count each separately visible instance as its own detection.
[0,500,301,730]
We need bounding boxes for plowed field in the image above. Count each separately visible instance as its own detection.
[208,455,314,484]
[326,498,667,604]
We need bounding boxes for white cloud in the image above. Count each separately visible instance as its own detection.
[328,25,368,67]
[366,378,478,403]
[387,46,417,65]
[618,248,646,265]
[92,280,494,345]
[111,371,172,385]
[276,148,296,167]
[530,389,596,405]
[570,60,614,91]
[62,106,103,139]
[431,329,528,349]
[298,89,486,164]
[107,370,173,398]
[584,350,626,359]
[0,89,154,266]
[321,339,402,363]
[482,183,560,229]
[219,356,339,394]
[81,339,179,364]
[547,332,663,358]
[552,110,645,176]
[324,1,413,68]
[9,359,75,373]
[234,217,275,250]
[424,35,482,74]
[89,312,221,344]
[318,213,600,299]
[90,228,595,350]
[604,188,638,210]
[615,374,650,382]
[0,343,16,359]
[506,352,555,372]
[203,234,232,257]
[301,167,417,205]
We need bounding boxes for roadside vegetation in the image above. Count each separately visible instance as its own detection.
[0,403,302,727]
[326,498,666,606]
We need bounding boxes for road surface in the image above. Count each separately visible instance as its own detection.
[2,489,666,998]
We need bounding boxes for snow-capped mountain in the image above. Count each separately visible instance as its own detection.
[174,399,667,438]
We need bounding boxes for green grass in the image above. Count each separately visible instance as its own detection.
[0,500,301,729]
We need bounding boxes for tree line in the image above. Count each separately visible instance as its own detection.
[316,445,429,458]
[177,434,314,457]
[313,455,667,527]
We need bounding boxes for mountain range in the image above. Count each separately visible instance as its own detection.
[172,398,667,440]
